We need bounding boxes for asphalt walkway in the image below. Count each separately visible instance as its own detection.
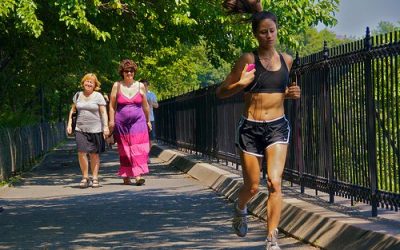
[151,145,400,250]
[0,139,317,249]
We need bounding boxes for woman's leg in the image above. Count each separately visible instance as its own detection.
[89,153,100,187]
[78,152,89,178]
[89,153,100,179]
[237,151,262,209]
[78,152,91,188]
[233,151,261,237]
[265,144,288,237]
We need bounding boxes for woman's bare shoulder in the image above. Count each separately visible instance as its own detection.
[231,52,255,71]
[241,52,255,63]
[281,52,293,61]
[281,52,293,69]
[111,81,120,91]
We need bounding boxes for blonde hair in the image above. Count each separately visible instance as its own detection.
[80,73,101,91]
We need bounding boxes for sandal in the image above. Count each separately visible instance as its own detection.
[123,178,132,185]
[79,177,91,188]
[135,177,145,186]
[92,178,100,188]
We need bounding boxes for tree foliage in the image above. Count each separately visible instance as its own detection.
[372,21,400,35]
[289,27,352,57]
[0,0,339,126]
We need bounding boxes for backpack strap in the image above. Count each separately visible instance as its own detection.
[73,91,81,102]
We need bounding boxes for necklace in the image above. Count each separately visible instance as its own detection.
[259,57,273,70]
[258,50,277,61]
[258,52,278,70]
[259,54,272,59]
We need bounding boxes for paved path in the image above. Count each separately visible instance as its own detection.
[0,140,317,249]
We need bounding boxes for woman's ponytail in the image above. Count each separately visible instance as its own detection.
[222,0,262,14]
[222,1,277,33]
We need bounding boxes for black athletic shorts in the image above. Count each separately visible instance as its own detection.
[235,116,290,157]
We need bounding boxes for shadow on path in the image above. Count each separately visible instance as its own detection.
[0,139,316,249]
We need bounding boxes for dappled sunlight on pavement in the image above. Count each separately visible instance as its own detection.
[0,140,317,249]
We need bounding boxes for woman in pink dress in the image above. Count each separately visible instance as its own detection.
[109,59,151,185]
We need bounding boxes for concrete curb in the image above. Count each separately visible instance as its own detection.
[152,144,400,250]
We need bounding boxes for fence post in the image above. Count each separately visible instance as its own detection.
[211,87,219,162]
[322,41,335,203]
[292,52,304,193]
[40,84,45,123]
[6,129,16,175]
[364,27,378,217]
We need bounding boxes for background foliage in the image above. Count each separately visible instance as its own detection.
[1,0,342,126]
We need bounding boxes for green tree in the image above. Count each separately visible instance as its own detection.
[297,28,352,56]
[137,39,231,100]
[372,21,400,35]
[0,0,340,126]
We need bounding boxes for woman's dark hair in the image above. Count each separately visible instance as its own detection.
[222,0,278,33]
[251,11,278,33]
[118,59,138,79]
[140,79,149,86]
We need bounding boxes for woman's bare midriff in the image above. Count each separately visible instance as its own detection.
[243,92,285,121]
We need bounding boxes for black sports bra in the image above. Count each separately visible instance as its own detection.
[244,51,289,93]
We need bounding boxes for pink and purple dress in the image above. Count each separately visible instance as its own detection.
[115,90,149,177]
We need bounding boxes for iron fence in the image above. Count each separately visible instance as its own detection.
[155,28,400,216]
[0,122,66,181]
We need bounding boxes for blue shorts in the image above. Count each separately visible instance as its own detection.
[235,116,290,157]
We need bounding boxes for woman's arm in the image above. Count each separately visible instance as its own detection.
[108,82,118,132]
[152,95,159,109]
[216,53,255,99]
[283,53,301,99]
[66,104,76,135]
[99,105,110,137]
[140,82,152,131]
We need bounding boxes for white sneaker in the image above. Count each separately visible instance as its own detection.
[232,202,248,237]
[265,228,280,250]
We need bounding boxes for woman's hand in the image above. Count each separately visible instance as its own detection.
[103,127,110,137]
[285,82,301,99]
[147,121,152,131]
[238,64,256,87]
[67,125,72,135]
[216,55,255,99]
[109,121,115,133]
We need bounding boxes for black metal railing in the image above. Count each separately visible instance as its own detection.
[155,28,400,216]
[0,122,66,181]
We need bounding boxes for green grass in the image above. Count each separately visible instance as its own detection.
[0,176,23,187]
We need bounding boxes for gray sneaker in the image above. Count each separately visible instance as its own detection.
[232,202,248,237]
[265,228,280,250]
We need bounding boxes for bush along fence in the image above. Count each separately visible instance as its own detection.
[0,122,66,181]
[155,28,400,216]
